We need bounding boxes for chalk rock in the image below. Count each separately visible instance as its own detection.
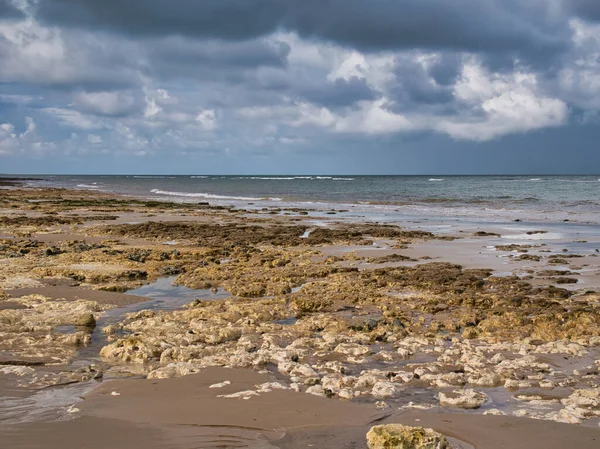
[100,337,162,363]
[561,389,600,416]
[372,381,402,399]
[335,343,371,357]
[366,424,449,449]
[484,409,506,416]
[291,364,319,378]
[467,372,502,387]
[439,389,487,409]
[73,313,96,328]
[305,385,327,397]
[338,388,355,400]
[147,362,201,379]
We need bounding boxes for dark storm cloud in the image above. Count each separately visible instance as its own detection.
[295,77,378,108]
[387,54,459,114]
[35,0,569,58]
[35,0,285,39]
[428,54,464,86]
[285,0,568,57]
[148,37,290,70]
[145,37,290,82]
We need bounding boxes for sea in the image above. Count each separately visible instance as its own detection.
[4,174,600,225]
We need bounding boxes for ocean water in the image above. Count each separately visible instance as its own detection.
[7,175,600,224]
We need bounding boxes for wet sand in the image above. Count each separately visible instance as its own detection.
[3,367,599,449]
[281,411,600,449]
[7,286,148,306]
[2,368,384,449]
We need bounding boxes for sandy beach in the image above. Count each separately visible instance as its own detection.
[1,184,600,448]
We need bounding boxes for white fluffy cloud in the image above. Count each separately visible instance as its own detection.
[557,19,600,111]
[437,61,569,140]
[0,117,55,154]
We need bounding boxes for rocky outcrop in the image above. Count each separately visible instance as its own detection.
[366,424,449,449]
[439,389,488,409]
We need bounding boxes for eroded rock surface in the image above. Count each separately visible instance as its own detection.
[366,424,450,449]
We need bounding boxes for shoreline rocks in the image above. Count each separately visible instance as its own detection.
[366,424,450,449]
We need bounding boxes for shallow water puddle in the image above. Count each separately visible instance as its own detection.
[1,278,231,426]
[0,381,96,425]
[77,277,230,360]
[273,317,297,326]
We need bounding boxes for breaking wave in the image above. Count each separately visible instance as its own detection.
[234,176,355,181]
[150,189,280,201]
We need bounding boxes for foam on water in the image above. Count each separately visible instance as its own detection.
[150,188,270,201]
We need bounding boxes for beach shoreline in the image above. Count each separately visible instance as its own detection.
[1,185,600,448]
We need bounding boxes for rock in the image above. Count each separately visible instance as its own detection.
[439,389,487,409]
[147,362,201,379]
[305,385,326,397]
[334,343,371,357]
[504,379,534,390]
[255,382,289,393]
[461,327,479,339]
[424,372,465,388]
[101,324,119,334]
[467,372,502,387]
[100,337,162,363]
[366,424,449,449]
[372,381,402,399]
[484,409,506,416]
[291,364,319,378]
[338,388,354,400]
[561,389,600,412]
[539,380,555,389]
[397,348,413,359]
[73,313,96,328]
[393,372,415,383]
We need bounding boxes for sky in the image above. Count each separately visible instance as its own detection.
[1,0,600,175]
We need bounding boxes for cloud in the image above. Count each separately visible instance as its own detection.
[0,117,55,154]
[34,1,568,60]
[333,99,414,134]
[435,61,568,140]
[43,108,104,130]
[295,76,378,108]
[73,90,143,116]
[0,0,598,172]
[555,19,600,111]
[0,17,140,88]
[196,110,218,132]
[0,0,24,18]
[569,0,600,22]
[0,123,18,154]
